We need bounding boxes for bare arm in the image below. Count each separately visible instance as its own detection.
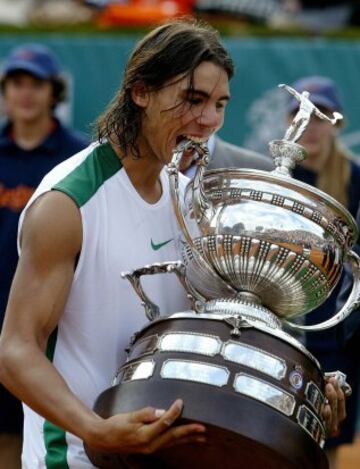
[314,108,333,123]
[279,84,300,101]
[0,191,205,453]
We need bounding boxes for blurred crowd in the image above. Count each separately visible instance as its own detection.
[0,0,359,30]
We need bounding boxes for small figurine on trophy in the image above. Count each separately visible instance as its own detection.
[279,83,343,143]
[269,83,343,177]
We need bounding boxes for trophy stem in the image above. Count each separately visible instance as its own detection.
[204,298,283,330]
[235,291,262,305]
[269,139,307,177]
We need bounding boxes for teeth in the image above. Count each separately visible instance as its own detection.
[184,135,208,143]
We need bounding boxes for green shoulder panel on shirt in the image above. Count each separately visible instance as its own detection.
[43,329,69,468]
[44,421,69,469]
[53,142,122,207]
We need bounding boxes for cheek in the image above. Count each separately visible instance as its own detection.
[33,88,53,106]
[218,110,225,127]
[303,122,327,138]
[316,125,335,142]
[3,87,19,103]
[170,102,192,121]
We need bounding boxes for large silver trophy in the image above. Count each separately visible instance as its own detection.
[86,86,360,469]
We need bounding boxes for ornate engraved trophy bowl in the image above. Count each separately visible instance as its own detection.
[181,167,357,320]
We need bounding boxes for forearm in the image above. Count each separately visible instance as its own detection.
[0,339,207,455]
[0,338,100,443]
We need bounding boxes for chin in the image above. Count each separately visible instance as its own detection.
[16,112,40,122]
[302,144,319,157]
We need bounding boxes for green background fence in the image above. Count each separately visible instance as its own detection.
[1,35,360,154]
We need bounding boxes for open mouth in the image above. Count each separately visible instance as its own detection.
[176,135,208,145]
[174,135,209,170]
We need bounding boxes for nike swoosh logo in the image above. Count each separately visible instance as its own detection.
[151,238,173,251]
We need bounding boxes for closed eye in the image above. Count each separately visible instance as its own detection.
[188,97,203,105]
[216,101,227,110]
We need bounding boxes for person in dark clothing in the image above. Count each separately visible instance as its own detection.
[336,203,360,355]
[286,75,360,469]
[0,43,88,468]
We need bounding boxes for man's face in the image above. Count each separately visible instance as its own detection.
[3,72,54,123]
[135,61,230,166]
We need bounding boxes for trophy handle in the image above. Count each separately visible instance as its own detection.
[285,250,360,331]
[167,139,213,253]
[192,145,215,225]
[121,261,206,321]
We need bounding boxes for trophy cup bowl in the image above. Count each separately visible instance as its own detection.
[85,89,360,469]
[181,164,357,321]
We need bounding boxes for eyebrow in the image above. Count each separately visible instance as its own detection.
[186,88,231,102]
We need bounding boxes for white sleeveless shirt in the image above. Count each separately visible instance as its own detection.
[18,142,190,468]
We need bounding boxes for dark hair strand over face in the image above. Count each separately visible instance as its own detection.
[95,17,234,159]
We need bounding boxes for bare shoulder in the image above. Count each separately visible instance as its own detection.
[1,191,83,346]
[20,190,82,260]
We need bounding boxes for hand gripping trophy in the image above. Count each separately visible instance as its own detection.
[86,86,360,469]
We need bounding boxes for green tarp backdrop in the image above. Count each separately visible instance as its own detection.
[1,35,360,155]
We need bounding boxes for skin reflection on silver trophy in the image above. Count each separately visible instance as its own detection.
[85,86,360,469]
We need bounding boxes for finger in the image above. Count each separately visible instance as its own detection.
[322,402,332,433]
[146,399,185,436]
[144,422,207,454]
[151,400,206,436]
[336,388,346,423]
[129,406,166,424]
[325,383,338,435]
[163,434,207,448]
[329,377,346,423]
[328,377,346,422]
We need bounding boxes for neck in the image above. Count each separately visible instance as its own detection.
[112,143,164,204]
[12,115,54,150]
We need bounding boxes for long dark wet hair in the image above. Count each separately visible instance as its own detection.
[96,17,234,158]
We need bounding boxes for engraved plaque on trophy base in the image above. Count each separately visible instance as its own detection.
[85,379,328,469]
[85,314,328,469]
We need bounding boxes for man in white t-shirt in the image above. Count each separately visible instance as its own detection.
[0,18,346,469]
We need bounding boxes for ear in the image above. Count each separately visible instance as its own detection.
[131,81,149,108]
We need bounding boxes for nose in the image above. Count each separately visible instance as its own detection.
[196,103,223,129]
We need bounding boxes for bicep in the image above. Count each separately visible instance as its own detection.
[3,191,82,351]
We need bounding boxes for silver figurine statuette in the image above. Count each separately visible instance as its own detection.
[270,84,343,177]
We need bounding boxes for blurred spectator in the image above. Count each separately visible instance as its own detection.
[0,0,34,26]
[350,2,360,25]
[270,0,357,32]
[195,0,281,24]
[30,0,94,26]
[0,1,94,27]
[336,201,360,357]
[95,0,193,27]
[0,43,88,468]
[285,75,360,469]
